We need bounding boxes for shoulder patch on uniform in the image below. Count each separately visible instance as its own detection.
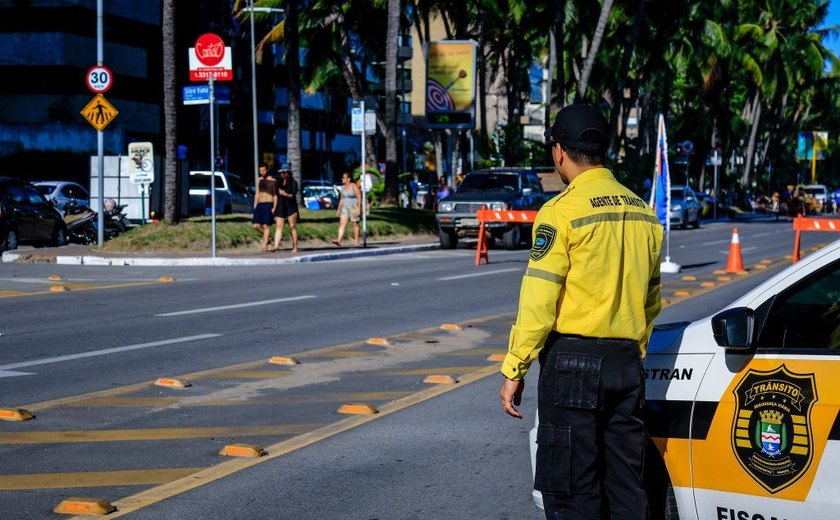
[530,224,557,261]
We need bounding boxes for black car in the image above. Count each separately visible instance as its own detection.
[0,177,68,252]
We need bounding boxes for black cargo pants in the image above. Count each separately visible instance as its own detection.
[535,333,648,520]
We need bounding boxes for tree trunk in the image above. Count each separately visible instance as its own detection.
[576,0,614,103]
[544,31,556,136]
[477,1,488,141]
[382,0,400,205]
[553,0,565,108]
[608,0,645,152]
[162,0,177,224]
[286,0,303,205]
[434,132,444,182]
[742,92,761,186]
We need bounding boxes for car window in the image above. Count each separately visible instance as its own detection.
[25,186,47,206]
[36,185,55,196]
[64,185,87,200]
[756,260,840,349]
[7,185,26,205]
[458,173,519,192]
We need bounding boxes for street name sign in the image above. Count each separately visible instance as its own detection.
[189,33,233,82]
[86,65,113,93]
[351,107,363,135]
[128,142,154,184]
[182,84,231,105]
[80,94,118,131]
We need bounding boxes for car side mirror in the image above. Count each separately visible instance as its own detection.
[712,307,754,350]
[522,187,533,196]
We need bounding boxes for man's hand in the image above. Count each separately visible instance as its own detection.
[499,377,524,419]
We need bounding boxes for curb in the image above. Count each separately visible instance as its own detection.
[2,243,440,267]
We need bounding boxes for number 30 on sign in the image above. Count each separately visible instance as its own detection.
[86,65,113,94]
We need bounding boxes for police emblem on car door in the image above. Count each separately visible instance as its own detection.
[731,365,817,493]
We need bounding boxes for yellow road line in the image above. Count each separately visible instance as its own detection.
[66,392,414,409]
[380,366,488,376]
[0,281,166,299]
[0,468,205,491]
[71,364,502,519]
[0,424,321,445]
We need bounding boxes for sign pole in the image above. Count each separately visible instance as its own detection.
[96,0,105,247]
[360,100,367,248]
[811,131,817,184]
[713,149,719,221]
[209,77,217,258]
[141,184,146,225]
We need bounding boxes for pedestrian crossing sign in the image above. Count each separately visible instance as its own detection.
[81,94,118,131]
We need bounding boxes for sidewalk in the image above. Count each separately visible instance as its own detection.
[0,236,440,266]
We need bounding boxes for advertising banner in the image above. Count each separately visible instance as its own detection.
[796,131,829,161]
[425,40,477,129]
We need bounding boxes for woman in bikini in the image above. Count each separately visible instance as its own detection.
[332,172,361,247]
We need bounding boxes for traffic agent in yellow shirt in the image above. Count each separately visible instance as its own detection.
[499,104,663,520]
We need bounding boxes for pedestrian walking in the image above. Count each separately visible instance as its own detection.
[252,163,276,252]
[499,104,663,519]
[273,163,299,253]
[434,176,451,210]
[332,172,361,247]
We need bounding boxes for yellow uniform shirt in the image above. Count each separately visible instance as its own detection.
[502,168,663,380]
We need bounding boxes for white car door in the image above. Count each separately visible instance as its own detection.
[691,257,840,520]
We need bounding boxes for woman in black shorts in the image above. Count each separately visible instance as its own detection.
[252,163,277,252]
[273,164,299,253]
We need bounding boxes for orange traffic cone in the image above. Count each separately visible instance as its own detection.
[725,228,745,274]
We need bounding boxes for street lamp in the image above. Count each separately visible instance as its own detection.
[242,3,284,187]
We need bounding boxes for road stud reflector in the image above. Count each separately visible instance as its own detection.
[760,259,772,264]
[154,378,191,389]
[367,337,391,346]
[785,254,793,260]
[754,264,768,270]
[717,276,732,282]
[338,403,379,415]
[219,444,267,458]
[487,353,506,362]
[158,276,176,283]
[681,275,697,281]
[0,408,33,421]
[700,282,715,288]
[440,323,463,331]
[269,356,300,366]
[48,275,65,281]
[53,497,115,515]
[50,285,70,292]
[713,269,726,275]
[674,290,691,297]
[424,375,459,384]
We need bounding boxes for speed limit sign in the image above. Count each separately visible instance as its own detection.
[86,65,113,93]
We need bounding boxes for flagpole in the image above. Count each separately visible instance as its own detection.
[657,113,681,274]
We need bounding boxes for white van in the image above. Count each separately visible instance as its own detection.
[800,184,828,204]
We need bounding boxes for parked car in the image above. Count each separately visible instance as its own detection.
[33,181,90,213]
[188,171,252,215]
[531,239,840,517]
[302,181,339,210]
[435,168,548,250]
[0,177,67,251]
[670,185,701,229]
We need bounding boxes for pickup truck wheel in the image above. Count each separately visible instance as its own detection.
[502,225,521,250]
[1,228,18,252]
[438,229,458,249]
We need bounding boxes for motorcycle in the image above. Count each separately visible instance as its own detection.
[61,200,97,245]
[102,198,131,239]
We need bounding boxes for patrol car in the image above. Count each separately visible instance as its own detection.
[530,238,840,519]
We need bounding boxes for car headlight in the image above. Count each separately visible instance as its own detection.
[671,204,681,211]
[439,202,454,212]
[489,202,508,210]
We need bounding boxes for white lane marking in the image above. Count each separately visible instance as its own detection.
[0,370,34,379]
[0,278,198,284]
[155,295,318,317]
[438,268,522,281]
[0,334,221,372]
[719,246,758,254]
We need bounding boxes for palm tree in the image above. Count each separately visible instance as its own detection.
[162,0,177,224]
[576,0,615,103]
[383,0,401,205]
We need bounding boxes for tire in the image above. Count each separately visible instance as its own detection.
[52,225,67,247]
[679,211,688,230]
[502,224,521,250]
[223,205,232,215]
[438,229,458,249]
[1,228,18,252]
[692,213,700,229]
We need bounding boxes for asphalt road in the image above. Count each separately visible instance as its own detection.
[0,218,834,519]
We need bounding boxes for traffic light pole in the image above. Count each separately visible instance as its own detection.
[96,0,104,247]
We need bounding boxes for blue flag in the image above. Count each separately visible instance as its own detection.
[651,114,671,232]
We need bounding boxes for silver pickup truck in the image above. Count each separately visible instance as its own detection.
[435,168,548,250]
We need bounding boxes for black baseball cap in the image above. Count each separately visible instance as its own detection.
[544,103,609,153]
